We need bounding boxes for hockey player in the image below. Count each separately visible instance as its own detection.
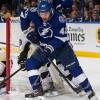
[0,48,12,86]
[0,61,6,80]
[0,48,6,93]
[19,1,97,100]
[19,1,75,94]
[19,0,74,94]
[0,49,6,79]
[38,0,76,85]
[19,0,57,94]
[0,60,6,94]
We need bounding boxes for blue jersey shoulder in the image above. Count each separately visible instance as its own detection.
[20,8,40,31]
[51,11,66,26]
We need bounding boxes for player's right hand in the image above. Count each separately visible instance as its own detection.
[17,52,27,70]
[23,22,39,44]
[18,42,30,71]
[23,21,35,35]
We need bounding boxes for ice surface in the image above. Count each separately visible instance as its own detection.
[0,57,100,100]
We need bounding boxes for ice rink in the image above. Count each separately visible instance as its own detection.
[0,57,100,100]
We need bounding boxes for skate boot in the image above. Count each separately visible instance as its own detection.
[25,86,44,98]
[44,82,59,97]
[88,90,98,100]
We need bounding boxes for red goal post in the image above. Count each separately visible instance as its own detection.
[6,17,11,94]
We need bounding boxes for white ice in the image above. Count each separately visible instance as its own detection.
[0,57,100,100]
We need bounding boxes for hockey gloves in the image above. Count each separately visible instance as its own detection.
[23,25,39,44]
[18,42,30,70]
[41,44,54,58]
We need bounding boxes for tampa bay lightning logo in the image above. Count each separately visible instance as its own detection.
[38,23,53,38]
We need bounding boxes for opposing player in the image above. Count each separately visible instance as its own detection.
[0,61,6,84]
[0,48,6,94]
[0,49,6,81]
[19,1,97,100]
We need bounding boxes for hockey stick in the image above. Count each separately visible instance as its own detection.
[47,58,82,94]
[0,66,24,89]
[38,46,82,94]
[0,42,19,47]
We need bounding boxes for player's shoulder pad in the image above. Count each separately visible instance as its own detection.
[59,15,66,23]
[54,11,66,23]
[20,8,29,18]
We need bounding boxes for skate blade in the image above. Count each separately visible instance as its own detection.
[25,95,45,100]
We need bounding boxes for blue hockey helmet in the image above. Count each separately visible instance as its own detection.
[37,0,53,13]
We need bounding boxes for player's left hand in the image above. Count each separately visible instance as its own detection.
[42,44,54,58]
[17,51,27,71]
[26,31,39,44]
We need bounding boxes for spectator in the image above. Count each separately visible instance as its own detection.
[72,4,79,11]
[69,10,82,22]
[84,7,89,21]
[94,4,100,14]
[30,0,38,8]
[1,4,11,19]
[0,10,5,22]
[12,10,17,17]
[24,0,30,10]
[88,1,93,9]
[84,8,94,22]
[92,11,100,22]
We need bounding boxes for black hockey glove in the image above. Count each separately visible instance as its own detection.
[56,4,62,11]
[18,42,30,70]
[23,27,39,44]
[41,44,54,58]
[26,31,39,44]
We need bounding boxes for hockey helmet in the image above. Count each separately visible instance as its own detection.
[37,0,53,13]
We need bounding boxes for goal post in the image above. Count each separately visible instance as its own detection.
[6,17,11,94]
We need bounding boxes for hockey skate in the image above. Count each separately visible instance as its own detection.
[25,86,44,98]
[43,82,60,97]
[25,82,59,98]
[88,90,98,100]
